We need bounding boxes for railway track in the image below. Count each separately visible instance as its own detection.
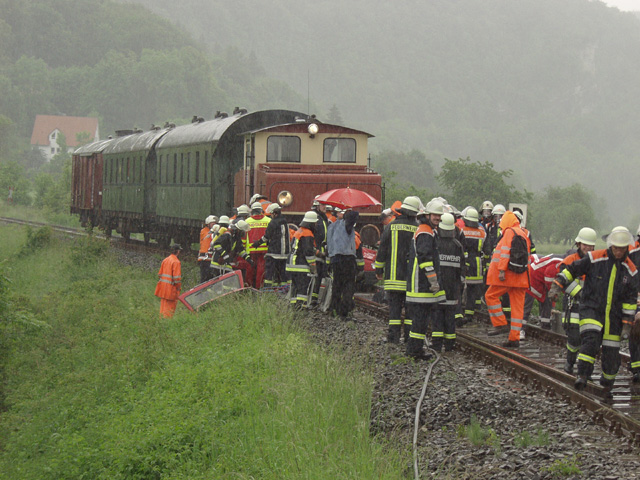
[354,294,640,447]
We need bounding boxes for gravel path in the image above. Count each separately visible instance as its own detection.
[300,307,640,480]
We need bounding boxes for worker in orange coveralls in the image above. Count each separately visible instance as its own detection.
[155,244,182,318]
[484,210,531,348]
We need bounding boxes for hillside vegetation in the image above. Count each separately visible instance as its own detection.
[0,225,407,478]
[119,0,640,220]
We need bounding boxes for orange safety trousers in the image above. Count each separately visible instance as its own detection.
[485,285,526,342]
[160,299,178,318]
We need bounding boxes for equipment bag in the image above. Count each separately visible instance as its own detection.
[507,228,529,274]
[318,275,333,313]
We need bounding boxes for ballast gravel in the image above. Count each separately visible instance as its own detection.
[300,307,640,480]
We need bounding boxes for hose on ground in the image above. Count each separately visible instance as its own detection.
[413,347,440,480]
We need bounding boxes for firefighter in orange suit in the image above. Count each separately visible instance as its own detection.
[485,210,531,348]
[198,215,217,283]
[155,244,182,318]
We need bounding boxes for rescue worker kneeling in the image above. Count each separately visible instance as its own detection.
[287,211,318,309]
[431,213,465,352]
[552,226,638,393]
[405,200,446,360]
[211,220,253,281]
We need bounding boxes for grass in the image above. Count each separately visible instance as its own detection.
[0,201,81,228]
[0,224,408,479]
[457,415,501,454]
[542,454,582,478]
[513,427,551,448]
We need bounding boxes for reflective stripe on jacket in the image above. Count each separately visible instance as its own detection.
[154,254,181,300]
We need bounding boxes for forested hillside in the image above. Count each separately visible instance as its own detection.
[0,0,305,141]
[118,0,640,220]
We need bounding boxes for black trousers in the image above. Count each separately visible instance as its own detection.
[199,260,213,284]
[264,257,289,287]
[330,256,357,317]
[432,304,457,351]
[464,283,483,317]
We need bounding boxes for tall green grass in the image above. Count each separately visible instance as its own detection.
[0,225,407,479]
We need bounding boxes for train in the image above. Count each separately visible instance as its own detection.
[71,108,385,249]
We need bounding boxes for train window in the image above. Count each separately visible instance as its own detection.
[139,156,143,183]
[204,151,209,183]
[267,136,301,162]
[323,138,356,163]
[180,153,184,184]
[118,158,123,183]
[186,152,191,184]
[158,155,163,184]
[173,154,177,184]
[195,151,200,184]
[126,157,130,183]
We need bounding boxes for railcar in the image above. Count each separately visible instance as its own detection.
[71,108,384,248]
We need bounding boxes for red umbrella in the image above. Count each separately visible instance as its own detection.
[315,187,382,209]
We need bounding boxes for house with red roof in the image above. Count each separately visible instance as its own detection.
[31,115,99,161]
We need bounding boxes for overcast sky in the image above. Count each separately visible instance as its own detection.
[603,0,639,11]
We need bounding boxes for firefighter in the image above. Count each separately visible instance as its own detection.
[513,208,536,255]
[211,220,253,279]
[327,209,360,320]
[252,203,290,289]
[522,253,566,335]
[628,225,640,382]
[287,211,318,309]
[374,196,421,343]
[250,193,272,215]
[326,205,337,223]
[485,210,531,348]
[244,202,271,288]
[405,200,446,359]
[311,198,330,306]
[459,207,488,324]
[552,226,638,393]
[431,213,465,352]
[479,200,494,226]
[155,244,182,318]
[198,215,217,283]
[234,204,251,221]
[546,227,596,374]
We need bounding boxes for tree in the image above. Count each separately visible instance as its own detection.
[326,104,343,125]
[437,157,531,210]
[528,184,599,244]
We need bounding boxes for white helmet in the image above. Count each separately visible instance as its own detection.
[492,204,506,215]
[464,207,479,223]
[481,200,494,211]
[439,213,455,231]
[205,215,217,224]
[237,204,251,216]
[607,226,633,248]
[425,200,445,215]
[266,203,281,215]
[326,205,334,212]
[235,220,251,233]
[312,194,320,207]
[401,196,421,213]
[513,210,523,223]
[250,194,265,204]
[218,215,230,226]
[636,223,640,237]
[302,211,318,224]
[575,227,597,246]
[250,202,263,211]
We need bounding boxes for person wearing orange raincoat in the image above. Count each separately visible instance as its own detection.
[155,244,182,317]
[484,211,531,347]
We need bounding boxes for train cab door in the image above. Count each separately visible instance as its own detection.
[145,151,157,220]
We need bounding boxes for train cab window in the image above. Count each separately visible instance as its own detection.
[195,151,200,184]
[267,136,301,162]
[323,138,356,163]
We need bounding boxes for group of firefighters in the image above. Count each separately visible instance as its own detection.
[376,196,640,395]
[156,193,640,395]
[155,193,365,321]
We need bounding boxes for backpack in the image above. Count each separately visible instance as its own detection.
[507,228,529,274]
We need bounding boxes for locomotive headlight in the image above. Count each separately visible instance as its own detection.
[307,123,319,136]
[277,190,294,207]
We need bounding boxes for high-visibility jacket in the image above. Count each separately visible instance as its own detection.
[374,214,418,291]
[406,223,446,303]
[437,230,465,305]
[327,212,337,223]
[460,220,487,284]
[245,214,271,253]
[154,254,181,300]
[527,254,565,302]
[259,199,272,214]
[198,226,214,261]
[521,226,536,255]
[259,215,291,260]
[212,231,249,266]
[557,248,638,321]
[355,231,364,269]
[315,211,330,261]
[486,211,531,288]
[287,228,316,273]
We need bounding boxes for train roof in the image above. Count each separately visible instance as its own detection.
[102,128,170,155]
[155,110,309,149]
[72,138,114,156]
[241,122,374,138]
